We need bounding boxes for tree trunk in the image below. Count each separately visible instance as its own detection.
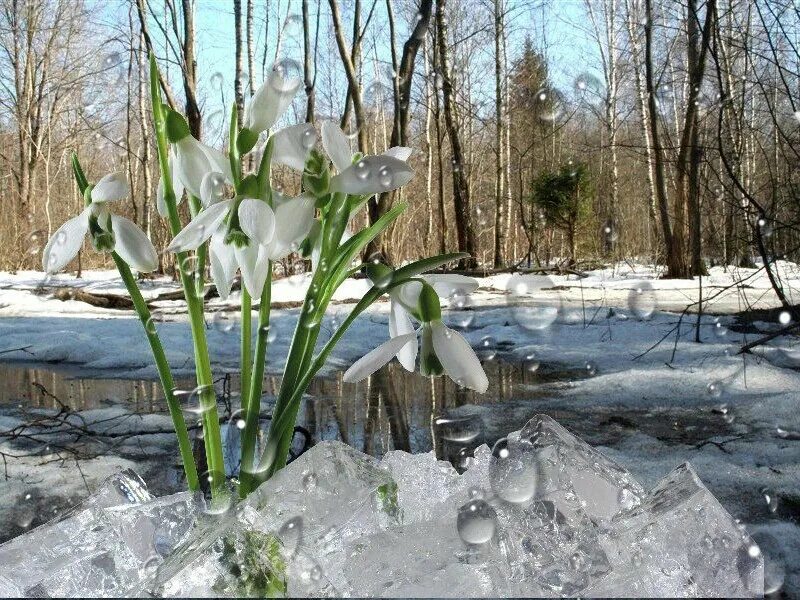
[181,0,202,138]
[302,0,317,122]
[233,0,245,129]
[492,0,506,268]
[435,0,477,269]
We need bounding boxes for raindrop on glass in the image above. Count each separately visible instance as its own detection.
[456,499,497,545]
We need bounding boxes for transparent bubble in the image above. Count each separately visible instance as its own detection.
[354,160,370,181]
[443,290,474,329]
[300,125,317,151]
[706,380,724,398]
[283,12,303,36]
[364,79,390,109]
[210,71,224,91]
[475,336,497,362]
[308,565,323,582]
[584,361,597,377]
[103,51,121,69]
[778,310,791,325]
[201,476,235,516]
[433,70,444,90]
[180,384,217,416]
[574,72,603,103]
[456,499,497,545]
[761,487,779,513]
[628,281,656,320]
[757,218,773,238]
[27,230,46,255]
[272,59,302,89]
[473,205,488,227]
[776,426,800,440]
[507,275,560,331]
[433,414,483,443]
[749,529,785,595]
[489,437,538,503]
[535,86,567,122]
[144,316,158,336]
[260,324,277,344]
[278,516,303,559]
[210,311,236,334]
[523,351,540,373]
[377,165,393,188]
[712,318,728,338]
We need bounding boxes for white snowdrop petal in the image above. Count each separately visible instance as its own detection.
[383,146,412,162]
[273,123,317,171]
[235,242,270,297]
[42,207,91,274]
[245,71,303,134]
[268,193,316,260]
[321,121,353,173]
[175,137,213,197]
[210,233,237,300]
[156,178,168,217]
[424,274,480,298]
[389,301,417,371]
[391,280,424,315]
[110,215,159,273]
[329,155,414,195]
[238,199,276,246]
[91,172,129,203]
[199,171,225,208]
[166,199,232,253]
[198,142,233,183]
[343,333,417,383]
[157,156,185,217]
[430,321,489,393]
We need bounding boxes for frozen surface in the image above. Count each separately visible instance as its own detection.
[0,416,764,597]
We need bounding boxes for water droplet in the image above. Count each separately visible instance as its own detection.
[534,86,567,121]
[468,487,483,499]
[475,336,497,362]
[631,551,643,567]
[761,487,779,513]
[778,311,791,325]
[433,414,482,443]
[507,275,560,331]
[489,437,538,503]
[55,230,67,246]
[27,230,47,255]
[364,79,390,108]
[377,166,393,188]
[712,318,728,338]
[628,281,656,320]
[569,551,588,572]
[707,380,724,398]
[210,71,224,91]
[456,499,497,545]
[301,125,317,150]
[180,384,216,416]
[758,218,773,238]
[308,565,322,581]
[354,160,370,181]
[776,426,800,440]
[584,361,597,376]
[103,51,121,69]
[210,312,235,334]
[574,72,603,103]
[278,516,303,558]
[283,12,303,36]
[272,59,302,90]
[523,352,540,373]
[443,290,474,329]
[144,316,158,336]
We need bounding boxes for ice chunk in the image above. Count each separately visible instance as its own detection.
[0,470,199,597]
[591,463,763,597]
[520,414,645,523]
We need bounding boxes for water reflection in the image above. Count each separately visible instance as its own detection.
[0,359,576,463]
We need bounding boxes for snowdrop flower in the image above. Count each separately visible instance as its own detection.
[42,173,158,274]
[155,154,185,217]
[321,121,414,195]
[243,67,303,137]
[167,192,315,298]
[343,276,488,393]
[172,136,232,199]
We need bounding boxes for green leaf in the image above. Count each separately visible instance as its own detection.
[237,127,259,155]
[71,153,89,195]
[393,252,469,280]
[238,174,259,198]
[213,530,287,598]
[165,110,191,143]
[417,282,442,322]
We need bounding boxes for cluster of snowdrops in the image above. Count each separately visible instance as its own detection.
[41,57,488,499]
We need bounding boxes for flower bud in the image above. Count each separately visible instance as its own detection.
[417,282,442,323]
[165,110,191,143]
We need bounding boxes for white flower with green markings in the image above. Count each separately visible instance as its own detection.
[42,172,158,274]
[343,275,488,393]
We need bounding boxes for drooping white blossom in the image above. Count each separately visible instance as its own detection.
[42,173,158,274]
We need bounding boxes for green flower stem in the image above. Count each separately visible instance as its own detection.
[188,195,207,301]
[150,55,225,495]
[238,267,272,497]
[112,252,200,491]
[240,289,252,408]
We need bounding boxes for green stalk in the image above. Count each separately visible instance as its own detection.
[149,55,225,495]
[112,253,200,491]
[238,268,271,497]
[240,289,252,407]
